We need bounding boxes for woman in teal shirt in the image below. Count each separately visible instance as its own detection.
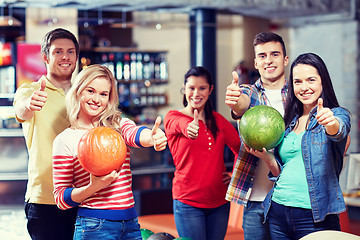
[246,53,351,240]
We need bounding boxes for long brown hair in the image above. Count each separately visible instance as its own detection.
[183,66,218,139]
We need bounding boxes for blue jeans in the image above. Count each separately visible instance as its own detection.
[243,201,271,240]
[25,202,77,240]
[173,199,230,240]
[268,201,340,240]
[73,216,142,240]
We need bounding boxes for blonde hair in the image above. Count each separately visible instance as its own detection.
[65,64,122,130]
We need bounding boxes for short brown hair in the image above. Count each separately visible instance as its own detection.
[253,32,287,57]
[41,28,79,58]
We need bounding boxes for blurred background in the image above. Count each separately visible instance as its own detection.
[0,0,359,238]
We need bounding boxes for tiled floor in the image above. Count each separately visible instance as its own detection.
[0,181,30,239]
[0,205,30,240]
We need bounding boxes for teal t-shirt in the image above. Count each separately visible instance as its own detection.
[272,131,311,209]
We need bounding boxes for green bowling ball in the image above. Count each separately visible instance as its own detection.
[141,228,154,240]
[239,105,285,150]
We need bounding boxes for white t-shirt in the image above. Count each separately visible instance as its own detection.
[248,88,284,202]
[264,88,284,117]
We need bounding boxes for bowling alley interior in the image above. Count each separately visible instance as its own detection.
[0,0,360,239]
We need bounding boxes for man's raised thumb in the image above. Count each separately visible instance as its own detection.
[39,79,46,91]
[232,71,239,85]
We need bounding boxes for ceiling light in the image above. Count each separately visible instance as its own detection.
[0,16,22,27]
[98,9,103,25]
[0,5,22,27]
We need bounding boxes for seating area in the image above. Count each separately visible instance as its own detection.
[138,202,244,239]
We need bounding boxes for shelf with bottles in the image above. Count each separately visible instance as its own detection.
[0,65,16,99]
[79,49,169,113]
[0,42,16,100]
[118,80,167,109]
[0,106,22,137]
[79,49,168,83]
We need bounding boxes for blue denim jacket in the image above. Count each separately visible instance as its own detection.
[263,107,351,223]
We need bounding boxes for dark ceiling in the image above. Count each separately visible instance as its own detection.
[2,0,357,20]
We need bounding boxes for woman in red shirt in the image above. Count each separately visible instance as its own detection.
[164,66,240,240]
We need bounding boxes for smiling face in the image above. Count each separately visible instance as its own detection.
[78,77,111,123]
[254,41,289,85]
[43,38,77,82]
[184,75,213,112]
[293,64,323,112]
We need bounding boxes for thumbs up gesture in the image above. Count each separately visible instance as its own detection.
[187,109,200,140]
[225,71,250,117]
[225,71,242,109]
[315,98,339,135]
[26,79,48,111]
[151,116,167,151]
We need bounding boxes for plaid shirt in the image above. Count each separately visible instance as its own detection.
[226,78,288,205]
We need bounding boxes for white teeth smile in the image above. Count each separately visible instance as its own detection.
[60,64,70,67]
[266,66,275,70]
[88,104,100,109]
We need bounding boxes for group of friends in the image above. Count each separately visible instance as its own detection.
[13,28,351,240]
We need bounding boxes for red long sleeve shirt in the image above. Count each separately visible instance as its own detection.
[164,111,240,208]
[52,118,146,220]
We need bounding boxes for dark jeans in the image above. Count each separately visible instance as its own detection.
[25,202,78,240]
[243,201,271,240]
[268,201,340,240]
[73,216,142,240]
[173,199,230,240]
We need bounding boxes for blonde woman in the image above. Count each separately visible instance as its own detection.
[52,64,167,240]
